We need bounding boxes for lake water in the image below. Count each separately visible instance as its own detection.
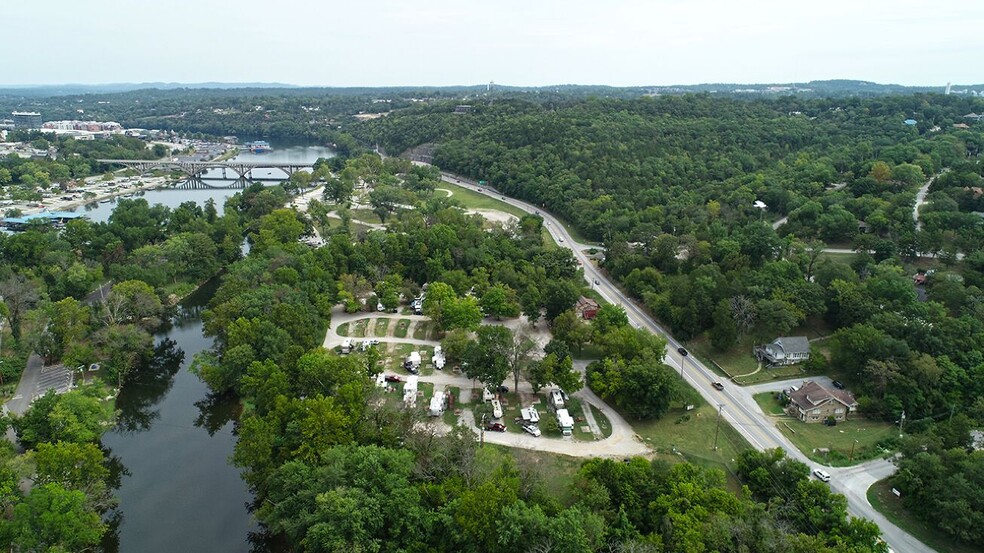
[96,142,332,552]
[78,144,334,223]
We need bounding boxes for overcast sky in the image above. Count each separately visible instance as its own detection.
[4,0,982,87]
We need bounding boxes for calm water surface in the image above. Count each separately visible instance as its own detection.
[97,143,332,552]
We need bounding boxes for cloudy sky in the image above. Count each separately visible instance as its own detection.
[4,0,982,86]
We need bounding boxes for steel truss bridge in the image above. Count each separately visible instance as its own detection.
[97,159,312,183]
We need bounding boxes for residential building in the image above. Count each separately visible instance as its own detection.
[786,380,858,423]
[575,296,600,319]
[754,336,810,366]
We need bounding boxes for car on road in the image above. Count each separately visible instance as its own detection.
[559,238,564,242]
[813,468,831,482]
[501,195,506,199]
[384,374,402,383]
[832,380,845,389]
[522,424,542,437]
[712,381,725,391]
[486,422,506,432]
[593,279,600,285]
[677,347,688,356]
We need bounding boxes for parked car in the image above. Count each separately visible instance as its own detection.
[712,381,725,391]
[522,424,542,437]
[832,380,845,389]
[486,422,506,432]
[384,374,402,383]
[496,385,509,394]
[813,468,831,482]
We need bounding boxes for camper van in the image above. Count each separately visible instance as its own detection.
[549,389,566,410]
[556,408,575,436]
[429,390,448,417]
[340,338,353,354]
[403,375,419,407]
[432,346,446,370]
[491,398,503,419]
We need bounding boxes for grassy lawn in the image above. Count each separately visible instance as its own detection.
[818,251,857,264]
[336,322,349,337]
[437,182,528,219]
[394,319,411,338]
[753,392,787,415]
[489,446,584,505]
[350,208,383,224]
[686,334,758,379]
[351,319,369,338]
[868,478,979,553]
[412,321,433,340]
[374,318,390,336]
[777,417,897,466]
[631,403,751,475]
[588,403,613,438]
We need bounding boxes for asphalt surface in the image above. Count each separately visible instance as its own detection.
[435,171,934,553]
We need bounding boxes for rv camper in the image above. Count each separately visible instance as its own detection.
[556,408,575,436]
[340,338,353,354]
[429,389,448,417]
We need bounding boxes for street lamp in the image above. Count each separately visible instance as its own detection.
[850,439,859,462]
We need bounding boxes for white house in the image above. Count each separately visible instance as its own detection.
[755,336,810,367]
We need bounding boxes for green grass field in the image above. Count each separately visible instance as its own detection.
[351,318,368,338]
[374,318,390,336]
[394,319,411,338]
[777,417,897,466]
[867,479,979,553]
[754,392,787,415]
[336,322,349,336]
[412,320,434,340]
[631,403,751,474]
[489,446,584,505]
[588,403,613,438]
[350,208,383,224]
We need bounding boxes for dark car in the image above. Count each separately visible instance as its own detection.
[496,385,509,394]
[486,422,506,432]
[384,374,402,383]
[677,347,688,356]
[832,380,845,389]
[712,381,725,391]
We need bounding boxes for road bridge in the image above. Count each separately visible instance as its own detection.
[97,159,312,180]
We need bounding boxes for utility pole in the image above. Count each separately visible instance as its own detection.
[898,410,906,436]
[679,348,688,378]
[850,439,858,462]
[713,404,724,451]
[480,413,486,448]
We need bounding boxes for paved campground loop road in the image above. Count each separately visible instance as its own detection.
[323,310,649,458]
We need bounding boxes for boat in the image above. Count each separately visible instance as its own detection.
[244,140,273,153]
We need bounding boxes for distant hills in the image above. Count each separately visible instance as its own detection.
[0,79,982,99]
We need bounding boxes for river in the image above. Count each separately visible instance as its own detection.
[77,143,334,223]
[96,142,333,552]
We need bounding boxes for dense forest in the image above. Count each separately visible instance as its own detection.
[354,94,984,545]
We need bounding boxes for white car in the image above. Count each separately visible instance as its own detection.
[522,424,541,437]
[813,468,831,482]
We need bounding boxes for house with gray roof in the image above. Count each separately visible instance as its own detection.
[754,336,810,367]
[785,380,858,423]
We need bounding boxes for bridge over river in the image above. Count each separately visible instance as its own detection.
[97,159,313,182]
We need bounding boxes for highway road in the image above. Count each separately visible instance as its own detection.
[437,171,934,553]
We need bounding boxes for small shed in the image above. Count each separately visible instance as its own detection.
[575,296,600,320]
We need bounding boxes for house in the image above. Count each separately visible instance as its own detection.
[786,380,858,423]
[754,336,810,367]
[575,296,600,320]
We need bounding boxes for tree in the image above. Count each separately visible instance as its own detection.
[464,325,513,390]
[592,304,629,336]
[441,328,472,364]
[507,329,537,393]
[101,279,162,329]
[7,483,105,551]
[12,386,115,448]
[33,441,114,511]
[869,161,892,184]
[0,274,40,339]
[521,284,543,326]
[552,309,592,354]
[543,280,580,321]
[589,357,677,420]
[526,352,581,393]
[479,283,520,320]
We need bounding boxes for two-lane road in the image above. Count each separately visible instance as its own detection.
[437,171,934,553]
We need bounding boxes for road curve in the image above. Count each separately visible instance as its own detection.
[434,170,934,553]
